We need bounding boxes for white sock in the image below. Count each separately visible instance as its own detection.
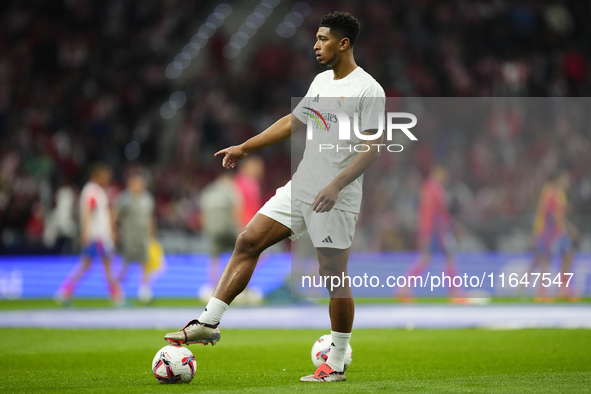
[138,284,152,303]
[326,331,351,372]
[198,297,228,326]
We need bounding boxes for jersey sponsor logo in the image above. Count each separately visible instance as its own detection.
[306,111,417,141]
[303,107,329,131]
[304,109,418,154]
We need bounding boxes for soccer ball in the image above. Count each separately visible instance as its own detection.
[152,344,196,384]
[311,334,353,370]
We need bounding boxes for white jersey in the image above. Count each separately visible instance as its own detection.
[292,67,385,213]
[80,181,113,247]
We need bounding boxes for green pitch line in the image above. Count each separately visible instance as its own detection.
[0,298,205,310]
[1,328,589,393]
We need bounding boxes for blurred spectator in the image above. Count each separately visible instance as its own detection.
[43,186,77,253]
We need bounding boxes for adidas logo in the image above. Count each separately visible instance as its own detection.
[312,94,319,102]
[322,236,333,243]
[330,342,335,347]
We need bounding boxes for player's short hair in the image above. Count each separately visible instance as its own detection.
[127,167,147,180]
[319,11,360,47]
[127,167,151,187]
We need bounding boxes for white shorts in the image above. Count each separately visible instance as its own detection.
[258,181,358,249]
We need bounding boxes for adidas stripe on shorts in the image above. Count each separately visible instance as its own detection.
[258,181,358,250]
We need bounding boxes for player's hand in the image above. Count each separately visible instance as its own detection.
[214,145,248,169]
[453,222,466,239]
[568,226,580,243]
[81,232,89,246]
[313,184,340,213]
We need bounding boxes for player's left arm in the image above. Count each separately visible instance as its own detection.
[563,196,579,243]
[313,130,383,213]
[148,194,157,239]
[110,195,123,244]
[110,205,119,244]
[565,218,579,243]
[449,216,467,240]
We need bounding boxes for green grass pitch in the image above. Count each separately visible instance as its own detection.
[1,328,589,393]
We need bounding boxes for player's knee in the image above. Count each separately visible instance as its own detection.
[234,230,264,256]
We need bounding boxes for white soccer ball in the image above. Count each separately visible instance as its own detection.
[311,334,353,371]
[152,344,196,384]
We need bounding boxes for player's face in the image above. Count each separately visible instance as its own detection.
[558,173,570,189]
[128,175,145,193]
[433,167,448,183]
[97,170,111,187]
[314,27,341,68]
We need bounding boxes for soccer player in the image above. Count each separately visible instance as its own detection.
[113,170,156,303]
[165,12,385,382]
[397,165,464,301]
[56,163,123,305]
[200,172,242,291]
[530,170,578,301]
[234,156,264,228]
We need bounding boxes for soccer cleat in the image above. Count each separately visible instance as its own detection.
[300,363,346,382]
[164,319,220,346]
[53,293,72,308]
[449,297,469,305]
[108,283,126,307]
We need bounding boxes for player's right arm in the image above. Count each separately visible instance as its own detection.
[214,114,304,169]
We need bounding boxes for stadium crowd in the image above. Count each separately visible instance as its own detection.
[1,0,591,253]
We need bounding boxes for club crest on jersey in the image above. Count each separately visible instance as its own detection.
[335,96,344,109]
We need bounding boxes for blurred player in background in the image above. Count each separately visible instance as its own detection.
[234,156,264,228]
[56,163,122,305]
[166,11,385,382]
[233,156,266,304]
[530,170,579,301]
[113,170,156,304]
[199,172,242,297]
[43,185,77,254]
[398,165,464,302]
